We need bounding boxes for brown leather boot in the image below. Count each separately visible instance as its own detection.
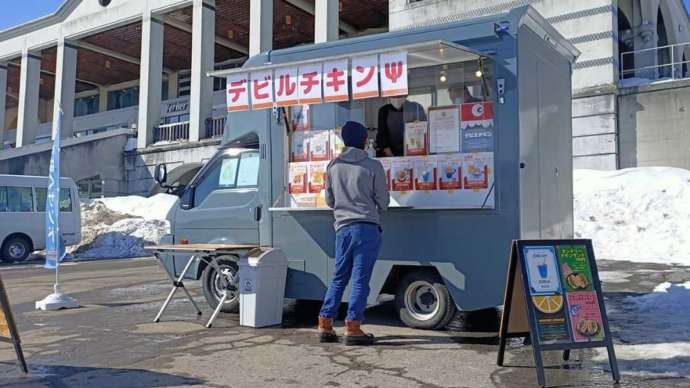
[344,320,375,346]
[318,316,338,343]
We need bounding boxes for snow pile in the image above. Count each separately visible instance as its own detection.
[574,167,690,265]
[595,282,690,376]
[96,194,178,221]
[74,194,178,259]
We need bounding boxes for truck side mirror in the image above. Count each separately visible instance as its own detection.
[180,187,195,210]
[154,163,167,185]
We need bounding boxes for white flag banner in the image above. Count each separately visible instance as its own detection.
[323,59,349,102]
[274,67,299,107]
[298,64,323,105]
[380,51,408,97]
[351,55,379,99]
[227,73,250,112]
[250,70,274,110]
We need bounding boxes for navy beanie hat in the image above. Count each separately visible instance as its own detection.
[341,121,368,148]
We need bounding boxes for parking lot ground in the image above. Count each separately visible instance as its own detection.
[0,258,689,387]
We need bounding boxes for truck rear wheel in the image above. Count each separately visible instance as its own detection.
[395,271,456,330]
[202,257,239,313]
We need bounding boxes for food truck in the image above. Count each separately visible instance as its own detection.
[154,6,579,330]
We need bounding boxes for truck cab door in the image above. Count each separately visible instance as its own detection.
[174,149,261,245]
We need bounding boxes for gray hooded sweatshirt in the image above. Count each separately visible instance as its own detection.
[325,147,390,231]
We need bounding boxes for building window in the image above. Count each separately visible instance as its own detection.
[162,79,169,101]
[214,76,226,91]
[178,71,191,97]
[107,87,140,110]
[74,95,100,117]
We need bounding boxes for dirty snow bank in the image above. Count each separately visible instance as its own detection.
[574,167,690,265]
[73,194,177,259]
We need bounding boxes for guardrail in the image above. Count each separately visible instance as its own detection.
[206,117,226,139]
[154,121,190,144]
[620,42,690,83]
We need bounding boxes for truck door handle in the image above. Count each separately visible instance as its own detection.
[254,206,262,222]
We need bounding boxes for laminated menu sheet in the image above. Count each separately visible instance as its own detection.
[291,131,310,162]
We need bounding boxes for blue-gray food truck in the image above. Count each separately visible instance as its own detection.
[154,6,579,329]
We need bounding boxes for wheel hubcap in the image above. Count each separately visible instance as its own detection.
[404,280,440,321]
[8,243,26,259]
[212,265,239,304]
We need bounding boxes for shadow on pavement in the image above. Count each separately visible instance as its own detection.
[0,362,205,388]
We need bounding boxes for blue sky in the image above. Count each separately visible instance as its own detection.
[1,0,690,31]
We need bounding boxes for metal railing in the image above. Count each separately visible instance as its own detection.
[620,42,690,83]
[206,117,226,139]
[154,121,190,144]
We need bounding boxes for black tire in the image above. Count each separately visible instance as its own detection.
[201,257,239,313]
[395,271,457,330]
[1,236,32,263]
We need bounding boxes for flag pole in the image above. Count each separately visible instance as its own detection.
[36,102,79,311]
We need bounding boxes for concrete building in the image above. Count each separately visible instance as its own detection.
[391,0,690,170]
[1,0,689,197]
[0,0,387,195]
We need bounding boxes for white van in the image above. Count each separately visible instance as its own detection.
[0,175,81,262]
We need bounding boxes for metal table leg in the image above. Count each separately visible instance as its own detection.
[206,291,228,328]
[154,254,203,323]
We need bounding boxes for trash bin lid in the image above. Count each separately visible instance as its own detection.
[242,248,288,267]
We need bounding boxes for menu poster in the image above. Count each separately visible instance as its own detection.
[308,161,328,193]
[405,121,428,156]
[330,128,345,159]
[567,291,605,342]
[414,157,437,191]
[391,158,414,191]
[558,246,594,292]
[288,162,308,194]
[379,158,392,190]
[437,154,462,190]
[310,130,330,161]
[524,246,561,295]
[534,302,571,344]
[291,130,310,162]
[428,106,461,154]
[291,104,311,131]
[463,153,490,190]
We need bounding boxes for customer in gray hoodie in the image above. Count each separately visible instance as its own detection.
[318,121,389,346]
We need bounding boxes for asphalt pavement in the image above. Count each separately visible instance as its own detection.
[0,257,688,387]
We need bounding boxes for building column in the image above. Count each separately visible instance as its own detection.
[0,63,7,147]
[52,40,78,139]
[314,0,339,43]
[137,13,164,149]
[249,0,273,56]
[16,50,41,147]
[189,0,215,141]
[167,71,178,100]
[98,86,108,112]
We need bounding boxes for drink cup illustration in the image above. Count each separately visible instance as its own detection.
[445,166,456,179]
[538,260,548,278]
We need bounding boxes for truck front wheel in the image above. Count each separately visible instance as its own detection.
[202,257,240,313]
[395,271,456,330]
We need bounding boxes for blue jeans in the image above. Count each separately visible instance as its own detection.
[319,223,382,322]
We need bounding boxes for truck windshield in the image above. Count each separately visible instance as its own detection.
[192,150,260,208]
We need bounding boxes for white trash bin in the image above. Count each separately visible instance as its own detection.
[239,248,288,328]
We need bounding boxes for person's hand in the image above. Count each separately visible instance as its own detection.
[383,148,394,157]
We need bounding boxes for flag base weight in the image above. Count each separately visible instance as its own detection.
[35,285,79,311]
